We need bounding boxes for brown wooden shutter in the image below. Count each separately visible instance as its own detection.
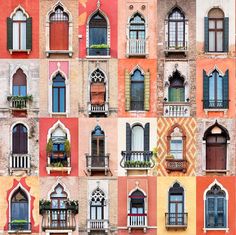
[144,70,150,111]
[125,69,130,111]
[90,83,105,105]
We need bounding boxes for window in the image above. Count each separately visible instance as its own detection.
[203,69,229,109]
[205,8,229,52]
[131,69,144,111]
[91,125,105,156]
[168,8,185,49]
[205,184,226,228]
[204,123,229,171]
[90,187,105,220]
[12,124,28,154]
[168,70,185,102]
[12,69,27,96]
[49,6,69,50]
[131,125,144,152]
[10,188,29,230]
[7,7,32,52]
[52,73,66,113]
[168,183,184,225]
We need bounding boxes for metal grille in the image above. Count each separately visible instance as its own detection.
[50,6,69,22]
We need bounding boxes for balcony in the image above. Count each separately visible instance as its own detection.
[120,151,154,170]
[128,215,147,232]
[87,48,110,57]
[88,102,109,116]
[127,39,147,57]
[87,219,109,233]
[163,102,190,117]
[8,222,31,233]
[9,153,31,175]
[165,213,188,229]
[7,95,32,110]
[164,41,188,56]
[86,154,110,176]
[46,152,71,175]
[203,100,229,110]
[166,159,188,173]
[41,209,76,231]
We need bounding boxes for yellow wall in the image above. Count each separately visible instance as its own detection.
[157,177,196,235]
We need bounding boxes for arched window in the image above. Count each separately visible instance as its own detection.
[10,188,29,230]
[91,125,105,156]
[131,69,144,111]
[168,70,185,102]
[131,125,144,151]
[49,6,69,50]
[204,123,229,171]
[12,124,28,154]
[205,183,227,228]
[52,73,66,113]
[168,183,184,225]
[168,8,185,49]
[12,69,27,96]
[90,187,105,220]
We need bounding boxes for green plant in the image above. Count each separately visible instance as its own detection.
[7,95,33,102]
[152,147,158,158]
[64,140,71,154]
[51,162,64,167]
[11,220,27,224]
[90,44,109,49]
[166,154,174,159]
[46,138,53,153]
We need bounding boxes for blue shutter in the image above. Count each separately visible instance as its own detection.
[223,70,229,108]
[204,17,209,52]
[223,17,229,52]
[206,197,215,228]
[203,70,209,108]
[216,197,226,228]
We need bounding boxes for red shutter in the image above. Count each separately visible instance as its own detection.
[50,22,69,50]
[90,83,105,105]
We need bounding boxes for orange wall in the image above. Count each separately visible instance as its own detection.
[196,176,236,235]
[118,59,157,117]
[196,59,236,118]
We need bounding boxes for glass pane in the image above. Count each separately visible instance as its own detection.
[59,88,65,112]
[209,20,215,29]
[169,22,176,47]
[177,22,184,46]
[130,31,136,39]
[13,86,19,96]
[170,139,183,159]
[217,73,223,100]
[97,207,102,219]
[217,20,223,29]
[53,88,58,112]
[209,75,215,101]
[169,203,176,213]
[13,23,19,50]
[169,88,185,102]
[91,207,96,219]
[216,32,223,51]
[20,86,27,96]
[13,10,27,21]
[21,23,26,50]
[89,28,107,45]
[209,32,215,51]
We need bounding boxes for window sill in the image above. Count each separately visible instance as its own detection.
[46,166,71,175]
[46,50,73,57]
[8,230,31,234]
[50,112,68,117]
[203,227,229,233]
[9,49,31,55]
[128,110,147,113]
[204,108,228,115]
[86,55,111,59]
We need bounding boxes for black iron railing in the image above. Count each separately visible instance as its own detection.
[87,48,110,56]
[8,222,31,231]
[203,100,229,109]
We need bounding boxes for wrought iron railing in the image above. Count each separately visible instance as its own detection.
[203,100,229,109]
[8,222,31,231]
[86,154,110,175]
[166,159,188,173]
[87,48,110,56]
[165,213,188,228]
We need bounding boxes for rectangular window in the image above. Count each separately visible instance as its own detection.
[170,139,183,159]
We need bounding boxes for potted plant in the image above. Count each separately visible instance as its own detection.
[64,140,71,156]
[65,200,79,214]
[90,44,109,49]
[166,154,174,160]
[39,199,51,214]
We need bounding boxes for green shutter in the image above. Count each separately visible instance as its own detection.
[125,69,130,111]
[144,123,150,151]
[7,17,13,50]
[169,88,185,102]
[204,17,209,52]
[126,123,131,151]
[144,70,150,111]
[203,70,209,108]
[26,17,32,50]
[223,70,229,108]
[223,17,229,52]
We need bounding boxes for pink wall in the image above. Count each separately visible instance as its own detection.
[49,61,69,78]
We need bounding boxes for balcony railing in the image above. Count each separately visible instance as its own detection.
[88,102,109,116]
[120,151,154,169]
[203,100,229,109]
[165,213,188,229]
[165,41,188,55]
[164,102,190,117]
[130,101,144,111]
[128,214,147,230]
[127,39,146,56]
[86,154,110,175]
[166,159,188,173]
[8,222,31,232]
[41,209,76,231]
[87,219,109,232]
[9,153,31,175]
[46,152,71,174]
[87,48,110,56]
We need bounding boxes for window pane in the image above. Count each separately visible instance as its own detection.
[170,139,183,159]
[59,88,65,112]
[216,32,223,51]
[209,76,215,101]
[21,22,27,50]
[20,86,27,96]
[13,86,19,96]
[217,74,223,100]
[217,20,223,29]
[13,23,19,50]
[89,28,107,45]
[53,88,58,112]
[209,20,215,29]
[209,32,215,51]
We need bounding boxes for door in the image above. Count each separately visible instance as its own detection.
[13,124,28,154]
[169,194,184,225]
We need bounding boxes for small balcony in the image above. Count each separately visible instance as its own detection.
[163,101,190,117]
[7,95,32,110]
[164,41,188,56]
[120,151,154,170]
[87,219,109,233]
[165,213,188,229]
[41,209,76,231]
[87,47,110,57]
[127,39,147,57]
[86,154,110,176]
[203,100,229,110]
[128,215,147,232]
[8,222,31,233]
[9,153,31,175]
[166,159,188,173]
[88,102,109,116]
[46,152,71,175]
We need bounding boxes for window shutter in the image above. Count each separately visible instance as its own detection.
[223,70,229,108]
[7,17,13,50]
[203,70,209,108]
[144,123,150,151]
[144,70,150,111]
[223,17,229,52]
[216,197,225,227]
[126,123,131,151]
[204,17,209,52]
[26,17,32,50]
[206,197,215,227]
[125,69,131,111]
